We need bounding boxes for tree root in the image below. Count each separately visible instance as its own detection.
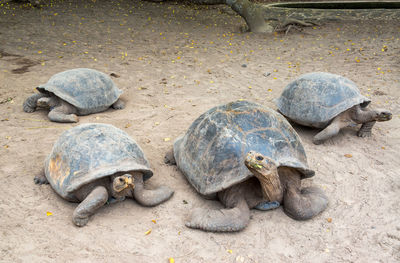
[275,19,320,34]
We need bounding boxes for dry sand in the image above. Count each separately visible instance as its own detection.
[0,0,399,262]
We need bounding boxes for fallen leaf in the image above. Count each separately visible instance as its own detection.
[164,138,171,142]
[169,258,175,263]
[344,154,352,158]
[144,229,152,235]
[125,123,131,128]
[151,219,157,224]
[227,249,233,254]
[46,211,53,216]
[327,218,332,223]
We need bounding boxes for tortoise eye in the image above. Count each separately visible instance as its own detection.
[119,177,124,182]
[256,156,264,161]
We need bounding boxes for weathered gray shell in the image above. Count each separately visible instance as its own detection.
[45,123,152,201]
[37,68,122,115]
[276,72,370,128]
[173,100,314,196]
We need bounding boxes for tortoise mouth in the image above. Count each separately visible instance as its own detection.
[114,183,134,193]
[377,112,392,122]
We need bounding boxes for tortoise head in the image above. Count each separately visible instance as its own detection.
[244,151,283,203]
[112,173,134,192]
[373,109,392,122]
[244,151,277,173]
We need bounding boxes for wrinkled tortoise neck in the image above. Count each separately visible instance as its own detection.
[252,165,283,204]
[350,105,378,123]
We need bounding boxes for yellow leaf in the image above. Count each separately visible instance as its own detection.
[327,217,332,223]
[151,219,157,224]
[227,249,233,254]
[381,146,385,150]
[169,258,175,263]
[344,154,352,158]
[46,211,53,216]
[164,138,171,142]
[125,123,131,128]
[144,229,152,235]
[267,89,272,92]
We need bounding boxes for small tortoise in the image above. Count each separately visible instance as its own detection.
[23,68,125,123]
[35,123,174,226]
[276,72,392,144]
[165,100,328,232]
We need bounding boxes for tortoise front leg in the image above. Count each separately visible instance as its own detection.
[131,173,174,207]
[23,93,48,112]
[280,168,328,220]
[283,185,328,220]
[357,121,376,137]
[72,186,108,227]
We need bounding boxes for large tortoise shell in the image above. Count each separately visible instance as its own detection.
[173,100,314,196]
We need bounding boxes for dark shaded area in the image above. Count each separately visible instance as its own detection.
[269,1,400,9]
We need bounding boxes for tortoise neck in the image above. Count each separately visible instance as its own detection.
[350,105,376,124]
[253,166,283,203]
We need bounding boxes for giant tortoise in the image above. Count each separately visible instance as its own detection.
[35,123,174,226]
[165,100,328,232]
[23,68,125,123]
[276,72,392,144]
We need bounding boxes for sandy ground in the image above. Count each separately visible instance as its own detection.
[0,0,399,262]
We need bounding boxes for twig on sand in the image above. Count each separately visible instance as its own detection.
[275,19,320,35]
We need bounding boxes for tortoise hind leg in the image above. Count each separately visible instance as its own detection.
[185,198,250,232]
[164,148,176,165]
[313,116,348,144]
[111,99,125,109]
[132,173,174,206]
[23,93,48,113]
[34,171,48,185]
[48,100,78,123]
[72,186,108,227]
